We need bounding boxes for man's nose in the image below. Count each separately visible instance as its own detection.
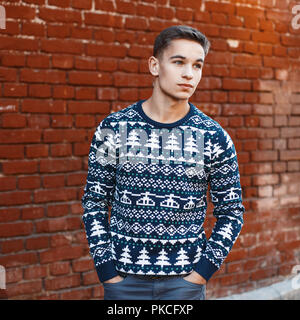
[182,65,193,78]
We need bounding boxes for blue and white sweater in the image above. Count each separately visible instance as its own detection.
[81,99,245,283]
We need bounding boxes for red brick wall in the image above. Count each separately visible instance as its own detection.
[0,0,300,299]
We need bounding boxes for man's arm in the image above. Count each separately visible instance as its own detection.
[81,120,119,283]
[193,129,245,282]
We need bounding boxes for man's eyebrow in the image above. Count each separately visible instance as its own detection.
[169,55,204,63]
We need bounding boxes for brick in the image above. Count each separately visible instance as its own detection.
[0,67,18,82]
[47,204,69,217]
[67,173,86,186]
[223,104,252,115]
[83,270,99,285]
[1,239,24,253]
[21,207,44,220]
[22,22,45,37]
[222,79,252,91]
[20,69,66,84]
[50,234,72,247]
[35,217,81,233]
[43,130,86,143]
[41,39,84,54]
[6,268,23,284]
[0,222,33,238]
[39,8,81,23]
[42,175,65,188]
[3,84,27,97]
[0,36,39,52]
[6,280,42,298]
[50,261,70,276]
[48,0,71,8]
[47,24,71,39]
[0,252,38,268]
[75,57,97,70]
[72,0,92,9]
[69,71,112,86]
[234,54,262,66]
[51,115,73,128]
[45,274,80,290]
[68,101,110,114]
[114,73,153,87]
[2,160,38,175]
[0,208,20,223]
[39,158,82,173]
[86,43,127,58]
[53,86,74,99]
[76,87,96,100]
[29,84,51,98]
[137,3,157,16]
[71,26,93,40]
[18,176,41,190]
[2,113,27,128]
[50,144,72,157]
[26,144,49,158]
[1,54,26,67]
[84,12,123,28]
[280,150,300,161]
[0,177,17,191]
[72,259,94,272]
[33,188,77,203]
[251,150,278,162]
[52,55,74,69]
[26,55,50,68]
[24,266,48,280]
[40,246,83,264]
[253,174,279,186]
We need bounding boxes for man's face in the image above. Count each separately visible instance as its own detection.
[154,38,205,102]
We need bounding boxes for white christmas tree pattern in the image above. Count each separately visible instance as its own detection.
[174,248,190,268]
[119,245,133,265]
[155,249,171,271]
[90,219,106,238]
[216,223,233,241]
[136,247,151,267]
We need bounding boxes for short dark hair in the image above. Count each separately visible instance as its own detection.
[153,25,211,60]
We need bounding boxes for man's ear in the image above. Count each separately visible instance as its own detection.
[148,56,159,77]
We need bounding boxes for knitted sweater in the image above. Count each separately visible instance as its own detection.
[81,99,245,283]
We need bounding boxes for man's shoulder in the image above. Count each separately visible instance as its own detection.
[97,101,140,128]
[190,103,225,133]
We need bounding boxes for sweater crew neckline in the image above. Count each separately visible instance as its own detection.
[136,99,195,128]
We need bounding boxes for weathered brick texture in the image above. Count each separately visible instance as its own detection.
[0,0,299,299]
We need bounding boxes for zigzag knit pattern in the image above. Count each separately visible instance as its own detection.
[81,99,245,283]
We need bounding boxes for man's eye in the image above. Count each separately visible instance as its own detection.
[195,64,202,69]
[174,60,183,65]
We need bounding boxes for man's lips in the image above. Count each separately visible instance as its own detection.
[178,84,193,88]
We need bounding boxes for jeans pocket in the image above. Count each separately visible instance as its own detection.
[180,277,205,288]
[103,276,128,287]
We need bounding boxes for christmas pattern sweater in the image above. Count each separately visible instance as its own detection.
[81,99,245,283]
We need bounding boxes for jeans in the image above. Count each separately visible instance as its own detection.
[103,275,206,300]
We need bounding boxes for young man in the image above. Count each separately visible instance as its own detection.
[81,25,245,300]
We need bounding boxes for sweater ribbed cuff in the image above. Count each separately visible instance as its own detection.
[193,255,219,282]
[95,260,118,283]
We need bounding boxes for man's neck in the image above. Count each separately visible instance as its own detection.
[141,94,190,124]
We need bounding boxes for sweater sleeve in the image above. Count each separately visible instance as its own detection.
[81,120,119,283]
[193,129,245,281]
